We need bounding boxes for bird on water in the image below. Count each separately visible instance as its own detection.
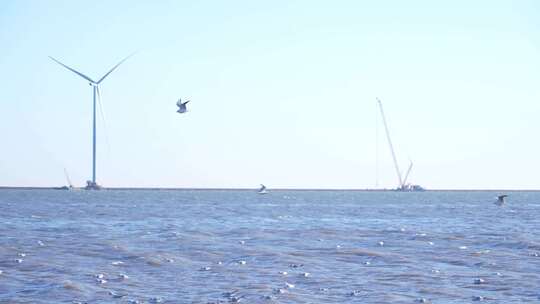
[494,195,507,206]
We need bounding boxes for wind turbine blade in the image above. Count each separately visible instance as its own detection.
[96,86,111,153]
[97,53,135,84]
[49,56,96,83]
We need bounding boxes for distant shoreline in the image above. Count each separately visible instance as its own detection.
[0,186,538,192]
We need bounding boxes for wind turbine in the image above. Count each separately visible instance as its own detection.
[49,54,133,190]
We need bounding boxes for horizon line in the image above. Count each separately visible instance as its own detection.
[0,186,539,192]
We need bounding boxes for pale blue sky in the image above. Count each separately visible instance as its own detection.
[1,0,539,189]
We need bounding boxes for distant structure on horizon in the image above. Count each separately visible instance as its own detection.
[49,54,133,190]
[376,98,425,192]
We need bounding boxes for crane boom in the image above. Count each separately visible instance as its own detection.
[402,161,413,187]
[377,98,403,188]
[64,168,73,188]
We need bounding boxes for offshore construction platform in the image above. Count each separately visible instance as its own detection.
[376,98,425,192]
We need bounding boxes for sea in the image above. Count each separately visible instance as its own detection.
[0,189,539,303]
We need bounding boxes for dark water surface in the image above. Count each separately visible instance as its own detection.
[0,190,539,303]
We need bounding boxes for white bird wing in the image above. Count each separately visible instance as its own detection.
[176,99,182,107]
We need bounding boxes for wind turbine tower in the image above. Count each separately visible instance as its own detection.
[49,54,132,190]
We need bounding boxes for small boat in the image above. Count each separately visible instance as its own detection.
[396,183,425,192]
[257,184,268,194]
[54,185,71,190]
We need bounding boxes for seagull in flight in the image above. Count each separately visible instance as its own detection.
[258,184,268,194]
[494,194,507,206]
[176,98,190,114]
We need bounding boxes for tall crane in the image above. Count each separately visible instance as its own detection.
[376,98,403,188]
[64,168,74,189]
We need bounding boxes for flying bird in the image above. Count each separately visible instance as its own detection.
[176,98,190,114]
[494,195,507,206]
[258,184,268,194]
